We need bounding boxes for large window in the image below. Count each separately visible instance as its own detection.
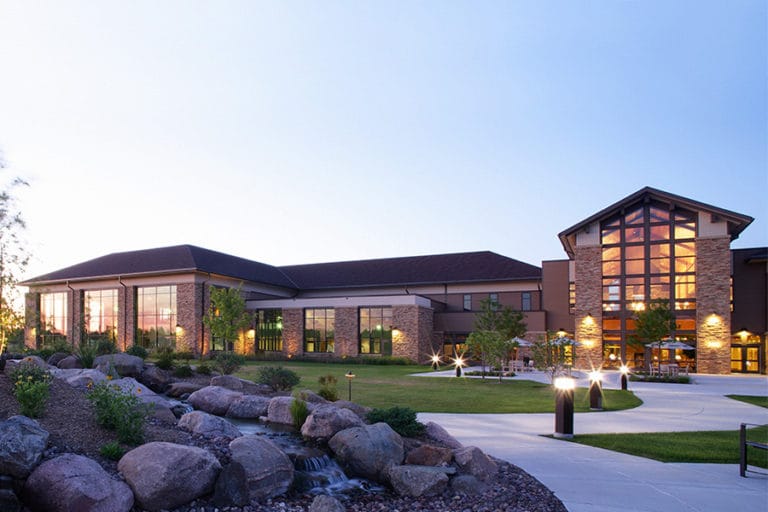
[39,292,68,346]
[304,308,334,353]
[256,309,282,352]
[84,289,118,343]
[136,286,177,350]
[521,292,532,311]
[359,306,392,355]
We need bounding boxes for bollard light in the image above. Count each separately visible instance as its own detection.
[619,364,629,391]
[554,377,575,438]
[588,370,603,411]
[430,353,441,371]
[345,371,355,401]
[452,354,465,377]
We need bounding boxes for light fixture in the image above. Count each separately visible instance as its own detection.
[588,370,603,411]
[554,377,575,438]
[584,313,594,325]
[452,353,466,377]
[345,371,356,401]
[619,364,629,391]
[430,353,441,370]
[247,329,256,339]
[175,324,183,336]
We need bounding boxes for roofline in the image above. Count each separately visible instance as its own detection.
[293,275,542,291]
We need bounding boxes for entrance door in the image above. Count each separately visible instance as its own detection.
[731,345,761,373]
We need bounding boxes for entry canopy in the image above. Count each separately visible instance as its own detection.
[646,338,695,350]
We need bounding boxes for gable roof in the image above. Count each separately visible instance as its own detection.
[279,251,541,290]
[558,186,754,258]
[21,245,298,289]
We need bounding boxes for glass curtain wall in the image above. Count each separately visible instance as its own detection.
[304,308,335,353]
[136,286,177,350]
[39,292,68,347]
[83,289,118,345]
[359,306,392,355]
[256,309,282,352]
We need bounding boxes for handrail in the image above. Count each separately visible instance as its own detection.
[739,423,768,478]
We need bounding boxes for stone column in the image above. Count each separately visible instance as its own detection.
[574,246,603,369]
[282,308,303,357]
[696,237,732,374]
[176,283,204,355]
[24,292,38,350]
[334,307,359,358]
[392,305,434,363]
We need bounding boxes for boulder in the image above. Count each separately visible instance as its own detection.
[94,353,144,377]
[301,404,364,442]
[46,352,70,367]
[226,395,271,419]
[309,494,346,512]
[267,396,298,425]
[23,453,133,512]
[332,400,371,420]
[107,377,176,422]
[0,476,20,512]
[4,356,48,377]
[166,381,204,397]
[452,446,498,481]
[450,474,487,495]
[188,386,243,415]
[118,442,221,511]
[138,366,174,393]
[57,355,83,369]
[178,411,242,439]
[210,374,244,390]
[424,421,463,449]
[0,416,49,478]
[229,435,294,501]
[387,465,449,497]
[213,461,250,507]
[296,389,329,405]
[405,444,453,466]
[328,423,404,482]
[61,369,108,390]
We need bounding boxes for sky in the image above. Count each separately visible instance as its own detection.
[0,0,765,283]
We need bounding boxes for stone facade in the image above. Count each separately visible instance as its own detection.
[392,305,434,363]
[574,246,603,368]
[695,237,732,374]
[334,307,359,358]
[24,292,37,349]
[281,308,303,357]
[177,283,203,354]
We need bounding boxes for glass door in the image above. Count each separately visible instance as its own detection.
[731,345,761,373]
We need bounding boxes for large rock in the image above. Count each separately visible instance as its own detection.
[46,352,70,367]
[424,421,463,449]
[450,474,487,495]
[328,423,404,482]
[56,355,83,369]
[188,386,243,415]
[118,442,221,511]
[309,494,346,512]
[138,365,174,393]
[296,389,329,405]
[94,353,144,377]
[267,396,298,425]
[213,461,250,507]
[387,465,449,497]
[107,377,176,423]
[226,395,271,419]
[210,374,244,390]
[405,444,453,466]
[0,416,49,478]
[178,411,242,439]
[4,356,48,377]
[229,435,294,501]
[332,400,371,420]
[452,446,498,481]
[166,381,205,397]
[23,453,133,512]
[59,369,108,390]
[301,404,364,442]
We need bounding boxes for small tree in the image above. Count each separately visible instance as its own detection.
[632,299,675,370]
[466,330,501,379]
[470,298,527,378]
[203,285,252,355]
[531,332,578,384]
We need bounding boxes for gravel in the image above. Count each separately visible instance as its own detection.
[0,370,566,512]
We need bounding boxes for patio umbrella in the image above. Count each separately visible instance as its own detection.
[659,340,695,351]
[510,337,533,347]
[551,336,581,347]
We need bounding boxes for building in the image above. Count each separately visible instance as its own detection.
[21,187,765,374]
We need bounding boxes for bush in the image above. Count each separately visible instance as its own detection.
[173,364,193,378]
[76,343,97,369]
[99,441,125,461]
[10,363,51,418]
[215,353,246,375]
[256,366,300,392]
[359,356,413,365]
[367,407,425,438]
[317,374,339,401]
[34,347,56,360]
[51,339,72,354]
[87,382,152,445]
[155,346,175,370]
[175,351,194,362]
[196,362,212,375]
[125,345,148,359]
[290,393,310,430]
[95,339,117,356]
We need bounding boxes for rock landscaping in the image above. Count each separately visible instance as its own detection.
[0,353,567,511]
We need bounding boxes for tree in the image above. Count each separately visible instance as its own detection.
[0,155,29,356]
[466,329,501,379]
[632,299,675,370]
[202,285,252,355]
[531,332,578,384]
[470,298,528,379]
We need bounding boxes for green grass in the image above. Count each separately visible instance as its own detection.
[234,361,642,413]
[727,395,768,409]
[565,426,768,468]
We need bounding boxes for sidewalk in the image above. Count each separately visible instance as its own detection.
[417,370,768,512]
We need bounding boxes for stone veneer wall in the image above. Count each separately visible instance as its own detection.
[334,307,359,358]
[176,283,204,355]
[70,290,82,348]
[696,237,732,374]
[574,246,603,368]
[124,285,136,351]
[392,305,434,363]
[282,308,303,357]
[24,293,38,349]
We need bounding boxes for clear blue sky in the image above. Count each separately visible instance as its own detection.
[1,1,765,281]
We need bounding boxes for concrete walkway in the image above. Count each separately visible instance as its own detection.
[417,369,768,512]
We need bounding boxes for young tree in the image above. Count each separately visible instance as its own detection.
[531,332,578,384]
[471,298,528,378]
[202,285,252,355]
[632,299,675,370]
[465,330,500,379]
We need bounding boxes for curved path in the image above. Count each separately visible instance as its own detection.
[417,370,768,512]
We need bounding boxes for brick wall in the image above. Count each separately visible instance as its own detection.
[177,283,204,354]
[282,308,303,357]
[24,292,38,350]
[392,305,434,363]
[696,237,732,374]
[574,246,603,368]
[334,307,359,358]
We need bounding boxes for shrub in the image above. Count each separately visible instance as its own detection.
[99,441,125,461]
[10,363,51,418]
[215,353,246,375]
[196,362,212,375]
[51,339,72,354]
[256,366,301,392]
[95,339,117,356]
[155,346,175,370]
[125,345,148,359]
[76,343,97,369]
[359,356,412,365]
[175,351,194,362]
[174,364,193,378]
[367,407,425,438]
[87,382,152,445]
[290,393,310,430]
[317,374,339,401]
[34,347,56,360]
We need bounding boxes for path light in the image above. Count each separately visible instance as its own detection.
[452,354,466,377]
[345,371,355,401]
[554,377,575,438]
[588,370,603,411]
[619,363,629,391]
[430,353,441,370]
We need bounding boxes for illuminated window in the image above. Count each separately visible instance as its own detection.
[39,292,68,346]
[568,282,576,313]
[136,286,177,350]
[304,308,335,353]
[256,309,282,352]
[359,307,392,355]
[84,289,118,343]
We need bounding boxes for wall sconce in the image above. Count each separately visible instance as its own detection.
[706,313,720,326]
[583,313,594,326]
[738,328,750,341]
[247,329,256,339]
[175,324,183,336]
[705,340,723,349]
[556,328,567,338]
[581,339,595,348]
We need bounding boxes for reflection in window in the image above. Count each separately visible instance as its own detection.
[39,292,68,346]
[84,289,118,343]
[136,286,176,350]
[359,307,392,355]
[256,309,283,352]
[304,308,335,353]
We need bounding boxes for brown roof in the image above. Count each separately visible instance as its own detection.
[558,186,754,258]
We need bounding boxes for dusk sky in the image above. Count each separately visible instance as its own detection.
[1,1,765,283]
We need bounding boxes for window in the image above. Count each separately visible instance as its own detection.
[521,292,532,311]
[256,309,282,352]
[359,307,392,355]
[304,308,334,353]
[39,292,68,346]
[136,286,177,350]
[84,289,118,343]
[568,282,576,313]
[463,294,472,311]
[489,293,499,310]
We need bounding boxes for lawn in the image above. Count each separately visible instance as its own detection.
[727,394,768,409]
[233,361,642,413]
[564,426,768,469]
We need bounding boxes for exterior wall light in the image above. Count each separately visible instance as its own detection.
[554,377,575,438]
[247,329,256,339]
[583,313,594,325]
[175,324,183,336]
[707,313,720,326]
